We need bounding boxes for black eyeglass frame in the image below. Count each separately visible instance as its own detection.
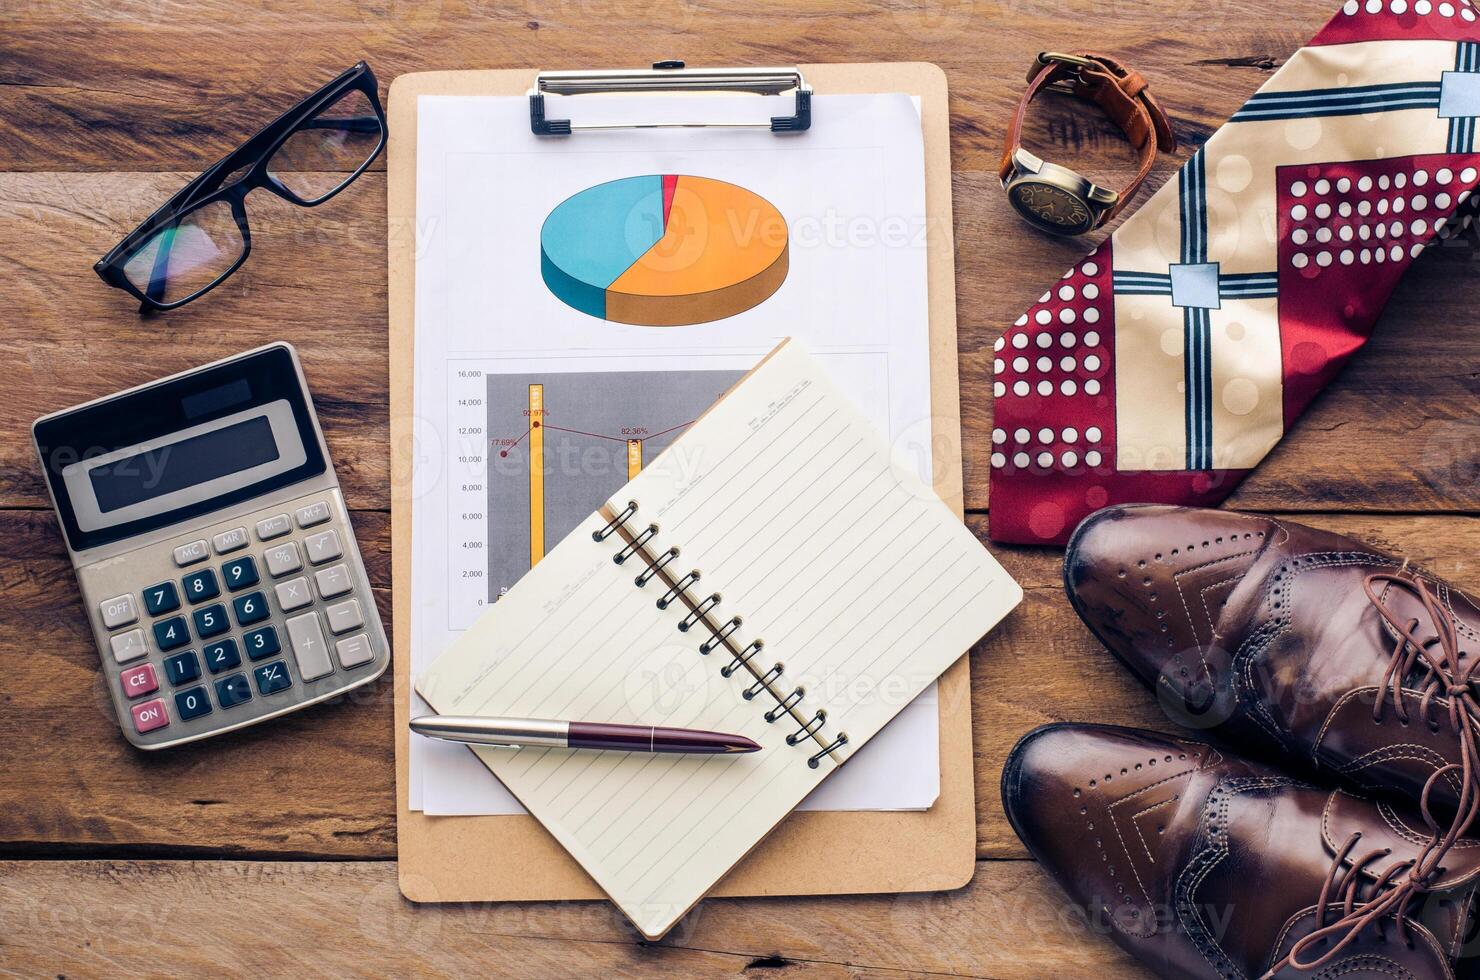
[94,61,386,312]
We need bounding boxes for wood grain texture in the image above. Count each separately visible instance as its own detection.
[2,0,1476,971]
[0,858,1148,978]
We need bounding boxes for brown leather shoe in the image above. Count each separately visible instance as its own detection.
[1064,505,1480,820]
[1003,723,1480,979]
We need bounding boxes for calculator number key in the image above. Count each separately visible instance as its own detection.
[193,603,230,639]
[120,662,158,699]
[232,591,270,626]
[175,686,213,721]
[286,612,335,681]
[152,617,190,652]
[164,651,201,685]
[100,594,138,629]
[144,581,181,615]
[221,556,259,591]
[203,639,241,674]
[254,660,293,696]
[182,568,220,603]
[243,626,281,662]
[215,673,253,709]
[131,698,170,734]
[264,541,303,577]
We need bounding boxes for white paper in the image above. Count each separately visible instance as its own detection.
[410,92,939,814]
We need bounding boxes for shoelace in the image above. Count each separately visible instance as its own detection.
[1265,571,1480,976]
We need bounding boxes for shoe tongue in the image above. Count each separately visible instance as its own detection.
[1322,789,1480,889]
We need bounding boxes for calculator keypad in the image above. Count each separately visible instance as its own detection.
[78,490,387,748]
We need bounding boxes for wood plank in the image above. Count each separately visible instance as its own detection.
[3,169,1478,515]
[4,507,1476,861]
[0,858,1149,978]
[0,0,1329,172]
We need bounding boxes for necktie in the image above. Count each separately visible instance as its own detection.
[988,2,1480,545]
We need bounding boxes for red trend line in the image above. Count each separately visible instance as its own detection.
[494,417,697,450]
[542,424,629,444]
[493,424,533,457]
[647,419,697,439]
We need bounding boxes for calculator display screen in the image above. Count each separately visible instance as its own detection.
[34,345,327,553]
[89,414,282,514]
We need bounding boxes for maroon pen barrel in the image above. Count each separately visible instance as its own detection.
[568,722,760,754]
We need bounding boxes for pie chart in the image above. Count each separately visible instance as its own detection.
[540,175,789,326]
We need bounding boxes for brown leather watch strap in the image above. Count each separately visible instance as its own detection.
[999,52,1176,223]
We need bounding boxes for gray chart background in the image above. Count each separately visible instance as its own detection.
[485,368,744,601]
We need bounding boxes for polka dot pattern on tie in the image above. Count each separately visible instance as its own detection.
[991,243,1115,474]
[1283,160,1477,276]
[1339,0,1476,18]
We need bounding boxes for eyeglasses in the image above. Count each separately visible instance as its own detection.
[95,62,386,312]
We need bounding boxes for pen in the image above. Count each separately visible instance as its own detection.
[409,715,761,754]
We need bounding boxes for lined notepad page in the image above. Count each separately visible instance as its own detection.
[416,341,1021,939]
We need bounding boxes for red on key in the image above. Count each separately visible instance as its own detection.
[120,663,158,699]
[131,698,169,734]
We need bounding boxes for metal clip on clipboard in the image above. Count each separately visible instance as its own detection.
[529,60,812,135]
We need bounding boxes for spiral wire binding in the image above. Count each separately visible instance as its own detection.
[635,547,679,586]
[613,524,658,564]
[765,686,805,722]
[808,733,848,769]
[743,663,784,699]
[597,500,848,767]
[657,571,700,609]
[721,640,763,678]
[786,709,826,745]
[699,616,742,655]
[677,593,721,632]
[593,500,638,541]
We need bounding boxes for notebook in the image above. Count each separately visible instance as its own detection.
[414,339,1022,939]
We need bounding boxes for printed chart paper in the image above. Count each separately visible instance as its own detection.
[410,92,938,815]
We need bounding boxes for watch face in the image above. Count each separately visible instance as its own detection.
[1007,178,1097,236]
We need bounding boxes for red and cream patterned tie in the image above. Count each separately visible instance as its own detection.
[988,1,1480,545]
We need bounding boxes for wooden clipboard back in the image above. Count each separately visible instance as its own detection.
[389,62,972,905]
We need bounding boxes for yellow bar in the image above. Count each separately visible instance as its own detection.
[528,384,545,567]
[627,439,642,480]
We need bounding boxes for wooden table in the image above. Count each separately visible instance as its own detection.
[3,0,1474,974]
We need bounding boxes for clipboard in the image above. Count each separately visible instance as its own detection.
[388,61,974,905]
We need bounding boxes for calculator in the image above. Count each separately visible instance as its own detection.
[33,343,390,749]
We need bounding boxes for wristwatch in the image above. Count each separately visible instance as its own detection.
[1000,52,1176,236]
